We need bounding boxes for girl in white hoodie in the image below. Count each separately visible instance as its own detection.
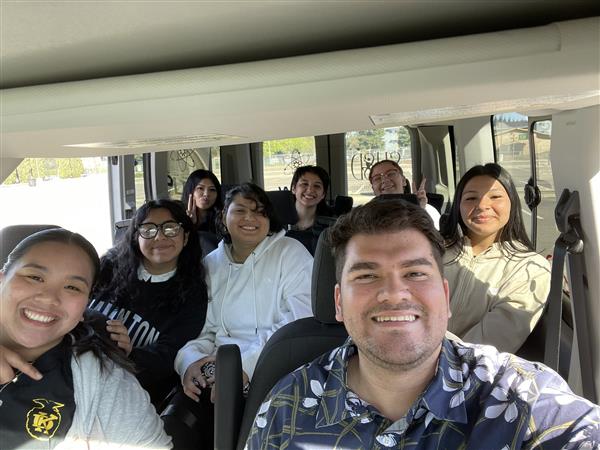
[176,182,313,390]
[173,183,313,446]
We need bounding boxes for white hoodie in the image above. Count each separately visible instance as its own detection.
[175,230,313,380]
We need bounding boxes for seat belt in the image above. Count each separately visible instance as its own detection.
[544,189,597,403]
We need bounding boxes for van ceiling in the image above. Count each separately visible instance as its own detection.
[2,1,599,89]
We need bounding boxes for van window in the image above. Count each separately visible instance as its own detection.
[166,147,221,200]
[532,120,557,255]
[263,137,316,191]
[0,157,113,255]
[345,126,412,205]
[492,113,532,239]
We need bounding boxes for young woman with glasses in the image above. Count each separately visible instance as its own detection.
[90,199,209,407]
[368,159,441,228]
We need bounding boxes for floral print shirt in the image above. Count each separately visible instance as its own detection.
[245,338,600,449]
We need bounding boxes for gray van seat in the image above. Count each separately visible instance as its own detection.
[0,224,60,267]
[214,231,348,450]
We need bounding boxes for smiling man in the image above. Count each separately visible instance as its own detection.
[245,198,599,449]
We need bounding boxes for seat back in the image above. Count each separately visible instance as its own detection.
[333,195,353,215]
[233,232,347,449]
[198,231,220,258]
[265,190,298,227]
[0,224,60,267]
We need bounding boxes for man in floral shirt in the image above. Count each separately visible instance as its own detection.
[245,198,599,449]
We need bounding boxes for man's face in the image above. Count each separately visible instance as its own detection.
[334,229,449,371]
[370,162,406,196]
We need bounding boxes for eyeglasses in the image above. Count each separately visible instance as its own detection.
[370,169,401,185]
[137,221,183,239]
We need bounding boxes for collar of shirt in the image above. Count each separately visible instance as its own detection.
[315,338,468,431]
[137,265,176,282]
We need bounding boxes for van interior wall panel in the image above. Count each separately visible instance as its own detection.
[0,157,23,184]
[551,105,600,401]
[453,118,495,172]
[1,18,598,158]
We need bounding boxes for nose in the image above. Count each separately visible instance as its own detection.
[475,196,491,210]
[35,284,61,306]
[376,275,411,303]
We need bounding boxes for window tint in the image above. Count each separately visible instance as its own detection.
[345,126,411,205]
[1,157,112,255]
[262,137,316,191]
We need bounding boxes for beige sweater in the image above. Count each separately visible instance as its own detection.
[444,240,551,353]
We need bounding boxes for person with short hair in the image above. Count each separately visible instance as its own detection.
[245,198,599,450]
[174,182,313,447]
[441,163,551,352]
[0,228,171,449]
[369,159,441,228]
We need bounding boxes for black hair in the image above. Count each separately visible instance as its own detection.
[181,169,223,233]
[3,228,134,372]
[93,199,208,312]
[441,163,534,259]
[290,165,331,216]
[328,197,445,283]
[217,183,283,244]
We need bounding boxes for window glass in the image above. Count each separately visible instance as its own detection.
[492,113,532,239]
[134,154,145,208]
[532,120,556,255]
[0,157,113,255]
[263,137,316,191]
[345,126,411,205]
[166,148,221,201]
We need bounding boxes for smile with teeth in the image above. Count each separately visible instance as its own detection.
[374,315,417,322]
[23,309,57,323]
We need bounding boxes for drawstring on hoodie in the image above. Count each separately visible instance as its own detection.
[221,264,233,337]
[251,252,258,335]
[220,251,259,337]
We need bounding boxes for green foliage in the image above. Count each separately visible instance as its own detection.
[346,128,385,152]
[3,158,86,184]
[57,158,84,178]
[263,137,315,157]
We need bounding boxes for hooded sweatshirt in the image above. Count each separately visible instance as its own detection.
[445,239,551,353]
[175,230,313,380]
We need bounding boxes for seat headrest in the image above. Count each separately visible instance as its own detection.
[0,224,60,268]
[311,232,339,324]
[266,190,298,227]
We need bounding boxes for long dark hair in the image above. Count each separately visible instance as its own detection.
[441,163,534,258]
[93,199,208,312]
[290,165,331,216]
[181,169,223,232]
[217,183,283,244]
[3,228,134,372]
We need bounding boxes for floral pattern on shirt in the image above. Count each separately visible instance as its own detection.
[245,338,600,449]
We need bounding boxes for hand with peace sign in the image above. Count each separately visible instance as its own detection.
[412,177,428,209]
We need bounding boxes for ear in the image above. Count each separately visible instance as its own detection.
[334,283,344,323]
[443,278,451,318]
[183,232,189,246]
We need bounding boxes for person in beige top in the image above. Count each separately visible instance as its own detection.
[441,163,551,353]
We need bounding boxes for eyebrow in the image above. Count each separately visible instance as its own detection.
[463,188,504,195]
[21,263,91,288]
[347,258,432,273]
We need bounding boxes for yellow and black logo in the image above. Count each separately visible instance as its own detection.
[26,398,64,440]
